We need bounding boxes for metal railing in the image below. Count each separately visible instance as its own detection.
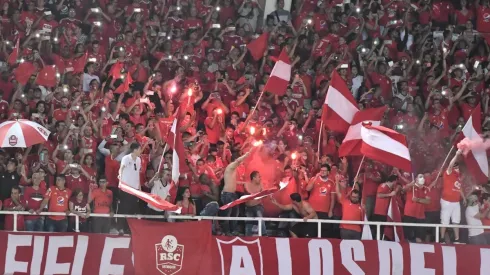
[1,210,490,242]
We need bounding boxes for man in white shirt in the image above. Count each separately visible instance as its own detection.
[145,169,172,217]
[465,192,489,245]
[117,142,142,234]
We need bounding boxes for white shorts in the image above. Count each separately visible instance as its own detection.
[440,199,461,225]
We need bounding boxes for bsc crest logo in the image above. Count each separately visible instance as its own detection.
[155,235,184,275]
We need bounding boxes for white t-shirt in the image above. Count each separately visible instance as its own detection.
[120,154,141,189]
[82,73,100,92]
[465,205,484,237]
[148,179,171,212]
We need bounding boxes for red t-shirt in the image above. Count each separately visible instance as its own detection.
[373,184,393,216]
[24,186,47,220]
[105,155,120,188]
[205,116,222,144]
[442,170,462,202]
[340,198,364,232]
[91,188,113,214]
[3,197,27,231]
[45,186,72,220]
[66,174,89,195]
[404,185,428,219]
[307,177,335,213]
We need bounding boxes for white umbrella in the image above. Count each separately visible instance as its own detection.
[0,119,50,148]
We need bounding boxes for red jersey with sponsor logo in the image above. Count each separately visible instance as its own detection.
[307,177,335,213]
[442,170,462,202]
[45,186,72,220]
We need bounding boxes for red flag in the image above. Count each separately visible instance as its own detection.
[119,182,181,212]
[128,219,212,275]
[263,48,291,96]
[339,106,387,156]
[247,32,269,61]
[383,197,405,242]
[36,65,57,87]
[361,124,412,172]
[219,187,279,210]
[167,114,188,184]
[458,104,488,183]
[72,52,88,74]
[114,73,133,94]
[322,70,359,133]
[14,62,37,85]
[8,39,19,66]
[109,61,124,79]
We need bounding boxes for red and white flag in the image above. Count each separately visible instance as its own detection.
[167,115,188,184]
[119,182,181,212]
[263,48,291,96]
[322,70,359,133]
[219,188,279,210]
[339,106,387,156]
[360,124,412,172]
[384,197,404,242]
[361,215,373,240]
[459,104,488,183]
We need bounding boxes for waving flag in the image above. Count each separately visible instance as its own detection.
[36,65,58,87]
[114,73,133,94]
[109,61,124,79]
[339,106,387,156]
[14,62,37,85]
[247,32,269,61]
[119,182,181,212]
[384,197,404,242]
[322,70,359,133]
[263,48,291,96]
[8,39,19,66]
[360,124,412,172]
[72,52,88,74]
[459,104,488,183]
[219,187,279,210]
[167,114,188,184]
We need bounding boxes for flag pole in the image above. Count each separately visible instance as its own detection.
[434,146,455,182]
[353,155,366,189]
[317,121,323,161]
[244,90,265,126]
[157,143,169,173]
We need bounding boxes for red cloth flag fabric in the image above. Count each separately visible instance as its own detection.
[13,62,36,85]
[36,65,57,87]
[220,187,279,210]
[8,39,19,66]
[109,61,124,79]
[384,197,405,242]
[119,182,181,212]
[128,219,212,275]
[167,114,188,184]
[247,32,269,61]
[72,52,88,74]
[114,73,133,94]
[339,106,387,156]
[262,48,291,96]
[360,124,412,172]
[322,70,359,133]
[459,104,488,183]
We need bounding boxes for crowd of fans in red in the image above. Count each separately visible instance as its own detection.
[0,0,489,244]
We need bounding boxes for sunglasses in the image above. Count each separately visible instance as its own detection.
[134,163,137,171]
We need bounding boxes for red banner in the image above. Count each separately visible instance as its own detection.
[0,220,489,275]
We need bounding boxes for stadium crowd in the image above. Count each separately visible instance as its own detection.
[0,0,489,245]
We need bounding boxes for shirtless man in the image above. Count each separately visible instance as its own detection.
[221,150,252,235]
[271,193,318,238]
[244,170,267,236]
